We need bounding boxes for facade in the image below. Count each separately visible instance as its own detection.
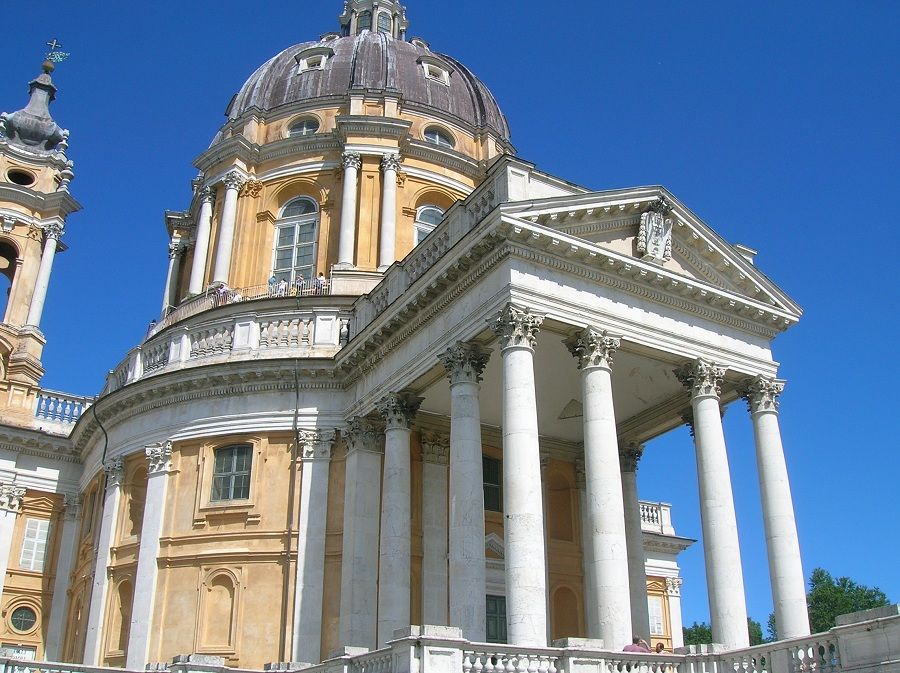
[0,1,817,668]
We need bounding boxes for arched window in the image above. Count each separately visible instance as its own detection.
[377,12,392,34]
[289,118,320,137]
[273,197,319,288]
[424,126,454,149]
[357,11,372,33]
[414,205,444,246]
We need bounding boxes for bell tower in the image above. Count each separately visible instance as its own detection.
[0,43,81,424]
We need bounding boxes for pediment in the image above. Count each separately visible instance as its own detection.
[508,188,800,317]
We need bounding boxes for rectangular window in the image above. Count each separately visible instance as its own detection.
[19,518,50,572]
[648,595,665,636]
[483,456,502,512]
[211,445,253,501]
[486,595,507,643]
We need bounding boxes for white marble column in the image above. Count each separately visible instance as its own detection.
[336,152,362,268]
[666,577,685,649]
[376,392,422,647]
[421,433,449,627]
[26,220,63,328]
[0,484,25,607]
[45,493,82,660]
[676,360,749,649]
[338,418,384,650]
[575,460,600,638]
[292,430,336,664]
[620,442,651,644]
[126,443,174,668]
[188,187,215,295]
[160,241,184,317]
[490,305,548,647]
[565,327,632,649]
[742,376,810,639]
[378,153,401,270]
[211,171,245,284]
[439,341,491,642]
[84,458,125,665]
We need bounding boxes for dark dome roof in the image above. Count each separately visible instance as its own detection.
[229,31,510,141]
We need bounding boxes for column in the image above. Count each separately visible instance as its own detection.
[439,342,491,642]
[376,392,422,647]
[742,376,810,639]
[188,187,215,295]
[83,457,125,664]
[676,359,749,649]
[575,460,599,637]
[421,433,449,626]
[211,171,245,284]
[161,241,184,317]
[292,430,336,664]
[0,484,25,606]
[666,577,685,649]
[338,418,384,650]
[565,327,632,649]
[127,443,174,669]
[620,442,650,644]
[378,153,401,270]
[336,152,362,268]
[490,305,548,647]
[26,220,63,327]
[45,494,82,660]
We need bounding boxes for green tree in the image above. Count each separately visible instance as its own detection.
[682,621,712,645]
[806,568,889,633]
[748,617,766,645]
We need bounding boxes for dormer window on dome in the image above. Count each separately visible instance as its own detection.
[295,46,334,74]
[424,126,455,149]
[288,118,320,138]
[418,55,453,86]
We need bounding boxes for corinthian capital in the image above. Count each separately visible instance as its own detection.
[341,151,362,171]
[565,327,621,370]
[168,242,185,259]
[222,171,246,191]
[378,392,423,430]
[380,153,402,173]
[741,375,785,415]
[438,341,491,385]
[63,493,83,520]
[344,417,384,454]
[675,359,726,399]
[490,304,543,351]
[618,442,645,472]
[199,186,216,204]
[103,456,126,487]
[0,484,26,513]
[44,221,64,241]
[299,429,336,460]
[421,431,449,465]
[145,441,173,474]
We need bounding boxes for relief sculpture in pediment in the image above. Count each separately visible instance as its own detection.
[638,198,673,263]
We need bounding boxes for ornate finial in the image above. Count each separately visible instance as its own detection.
[46,39,70,64]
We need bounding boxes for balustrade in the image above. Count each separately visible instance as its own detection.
[464,650,561,673]
[33,389,93,425]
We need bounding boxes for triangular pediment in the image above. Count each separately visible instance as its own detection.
[505,187,801,318]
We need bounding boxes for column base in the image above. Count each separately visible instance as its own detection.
[332,262,357,271]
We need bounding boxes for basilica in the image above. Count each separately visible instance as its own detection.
[0,1,823,669]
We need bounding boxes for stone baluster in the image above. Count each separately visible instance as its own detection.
[490,304,548,647]
[188,187,215,295]
[84,457,126,664]
[378,153,401,270]
[293,430,336,663]
[565,327,632,648]
[337,152,362,268]
[742,376,810,639]
[211,171,245,284]
[26,220,64,328]
[676,359,749,649]
[377,392,423,647]
[620,442,651,644]
[439,341,491,641]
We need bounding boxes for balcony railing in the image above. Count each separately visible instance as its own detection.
[640,501,676,535]
[33,389,93,425]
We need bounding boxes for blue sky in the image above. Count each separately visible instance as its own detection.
[2,1,897,632]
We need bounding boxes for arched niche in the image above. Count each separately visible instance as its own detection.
[199,568,241,651]
[551,585,581,642]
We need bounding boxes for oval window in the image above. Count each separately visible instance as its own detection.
[10,606,37,632]
[7,170,35,187]
[424,127,454,149]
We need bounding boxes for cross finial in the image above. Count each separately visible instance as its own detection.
[46,38,70,64]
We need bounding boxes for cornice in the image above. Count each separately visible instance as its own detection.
[643,531,696,554]
[403,140,484,180]
[335,115,412,141]
[0,184,82,217]
[0,423,78,463]
[0,139,72,170]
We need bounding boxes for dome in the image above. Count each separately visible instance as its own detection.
[228,31,511,142]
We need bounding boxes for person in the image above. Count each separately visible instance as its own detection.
[623,637,651,653]
[315,272,326,294]
[276,278,287,297]
[267,275,277,296]
[655,642,666,654]
[146,318,157,337]
[293,273,305,296]
[215,283,230,306]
